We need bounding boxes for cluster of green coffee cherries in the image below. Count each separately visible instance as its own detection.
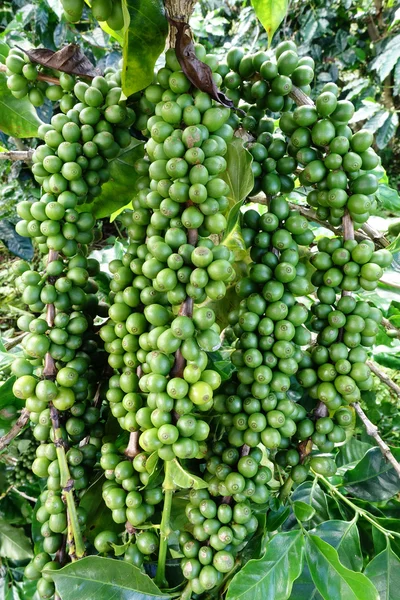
[178,446,262,595]
[220,40,315,196]
[310,236,392,293]
[224,40,314,109]
[100,446,163,528]
[130,45,232,139]
[4,47,50,106]
[4,437,37,488]
[29,76,134,202]
[61,0,124,29]
[280,89,380,227]
[24,479,90,598]
[218,201,321,478]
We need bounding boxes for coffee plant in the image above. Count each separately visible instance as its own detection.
[0,2,400,599]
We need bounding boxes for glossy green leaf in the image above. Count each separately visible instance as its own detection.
[289,563,323,600]
[0,376,24,410]
[371,34,400,81]
[364,544,400,600]
[0,73,42,138]
[376,112,399,149]
[221,138,254,210]
[336,437,373,470]
[80,474,123,542]
[251,0,288,46]
[78,140,145,218]
[220,138,253,259]
[226,530,304,600]
[121,0,168,96]
[0,220,34,260]
[169,459,208,490]
[221,199,246,259]
[372,519,400,561]
[0,520,33,561]
[266,505,291,532]
[284,481,329,530]
[202,284,240,330]
[170,495,189,532]
[343,446,400,501]
[377,183,400,213]
[313,520,363,572]
[305,535,379,600]
[47,556,169,600]
[293,501,316,523]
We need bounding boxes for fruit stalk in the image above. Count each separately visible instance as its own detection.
[0,62,59,84]
[124,431,140,458]
[0,408,30,452]
[352,401,400,477]
[44,248,85,559]
[0,150,34,162]
[50,406,86,559]
[155,460,174,588]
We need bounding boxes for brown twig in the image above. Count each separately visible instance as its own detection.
[381,317,400,338]
[42,250,58,379]
[0,408,30,452]
[124,431,140,459]
[240,444,250,457]
[0,62,59,84]
[0,150,34,162]
[289,86,314,106]
[4,332,28,351]
[367,360,400,398]
[11,487,37,502]
[342,211,355,241]
[352,402,400,478]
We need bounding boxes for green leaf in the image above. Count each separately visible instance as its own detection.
[293,501,316,523]
[343,446,400,501]
[250,0,288,46]
[226,530,304,600]
[364,544,400,600]
[377,183,400,213]
[47,556,169,600]
[121,0,168,96]
[169,459,208,490]
[394,58,400,96]
[364,109,391,134]
[290,564,323,600]
[351,101,380,124]
[221,199,247,260]
[266,505,291,531]
[312,520,363,572]
[220,138,253,259]
[221,138,254,209]
[0,220,34,260]
[201,284,240,330]
[371,34,400,81]
[284,481,329,530]
[78,140,145,218]
[0,377,25,410]
[170,495,189,532]
[79,474,123,542]
[305,535,379,600]
[376,112,399,149]
[0,520,33,561]
[0,73,42,138]
[336,437,373,471]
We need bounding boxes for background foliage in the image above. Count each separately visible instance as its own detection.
[1,1,400,599]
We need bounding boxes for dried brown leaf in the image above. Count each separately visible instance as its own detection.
[21,44,99,78]
[169,18,235,109]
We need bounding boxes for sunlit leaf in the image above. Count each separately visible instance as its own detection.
[251,0,289,46]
